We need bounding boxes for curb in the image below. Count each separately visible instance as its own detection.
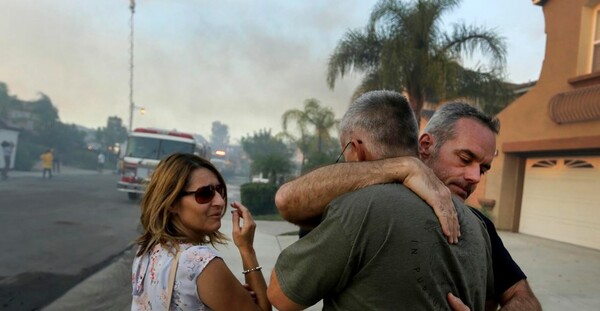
[42,245,136,311]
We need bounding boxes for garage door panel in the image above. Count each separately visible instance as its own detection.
[520,157,600,250]
[520,202,599,236]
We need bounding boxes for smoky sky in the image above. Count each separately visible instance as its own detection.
[0,0,544,142]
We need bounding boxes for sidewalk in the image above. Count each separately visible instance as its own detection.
[42,215,600,311]
[496,231,600,310]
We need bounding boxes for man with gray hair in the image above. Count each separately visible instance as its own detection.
[267,90,494,310]
[273,98,542,310]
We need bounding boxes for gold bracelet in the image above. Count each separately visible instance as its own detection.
[242,266,262,275]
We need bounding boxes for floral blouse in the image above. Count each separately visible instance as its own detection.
[131,243,220,311]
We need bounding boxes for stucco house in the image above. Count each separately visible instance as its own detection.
[470,0,600,250]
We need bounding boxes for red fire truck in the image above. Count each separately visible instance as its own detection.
[117,128,210,200]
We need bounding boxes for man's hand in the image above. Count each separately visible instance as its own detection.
[401,157,459,243]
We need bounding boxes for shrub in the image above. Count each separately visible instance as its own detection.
[14,140,44,170]
[64,149,98,170]
[240,182,278,216]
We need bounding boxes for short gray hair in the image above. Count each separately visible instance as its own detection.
[339,90,419,158]
[424,102,500,154]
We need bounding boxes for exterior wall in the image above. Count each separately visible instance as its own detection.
[484,0,600,230]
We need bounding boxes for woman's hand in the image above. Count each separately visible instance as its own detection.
[447,293,470,311]
[231,202,271,310]
[231,201,257,251]
[243,284,258,304]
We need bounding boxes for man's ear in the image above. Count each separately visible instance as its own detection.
[419,133,434,160]
[344,139,362,162]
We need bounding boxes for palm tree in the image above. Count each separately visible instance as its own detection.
[241,129,293,184]
[327,0,508,122]
[281,98,338,170]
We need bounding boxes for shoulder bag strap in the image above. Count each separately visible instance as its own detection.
[165,250,181,310]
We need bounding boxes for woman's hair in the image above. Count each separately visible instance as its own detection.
[135,153,228,256]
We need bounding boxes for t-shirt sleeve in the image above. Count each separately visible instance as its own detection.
[171,246,221,308]
[470,208,527,300]
[274,205,355,306]
[180,246,221,282]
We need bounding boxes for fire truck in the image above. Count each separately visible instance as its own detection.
[117,128,210,200]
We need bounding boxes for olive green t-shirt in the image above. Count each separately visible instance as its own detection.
[274,183,493,310]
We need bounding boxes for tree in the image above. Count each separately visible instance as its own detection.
[29,93,60,133]
[96,116,128,150]
[23,94,89,168]
[0,88,89,170]
[281,98,338,171]
[210,121,230,151]
[0,82,98,170]
[327,0,508,122]
[0,82,14,120]
[23,93,63,153]
[241,129,293,183]
[301,135,342,173]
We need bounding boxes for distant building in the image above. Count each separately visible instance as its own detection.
[6,108,34,131]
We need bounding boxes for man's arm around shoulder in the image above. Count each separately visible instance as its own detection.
[275,160,399,226]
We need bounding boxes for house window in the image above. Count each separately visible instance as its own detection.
[531,159,557,168]
[564,159,594,168]
[593,9,600,72]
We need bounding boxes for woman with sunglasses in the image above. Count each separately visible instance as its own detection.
[131,153,271,311]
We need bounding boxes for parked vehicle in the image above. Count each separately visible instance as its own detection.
[117,128,210,200]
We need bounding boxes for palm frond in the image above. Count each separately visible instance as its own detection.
[440,23,507,70]
[327,29,382,89]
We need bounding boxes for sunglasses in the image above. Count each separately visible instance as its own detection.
[180,184,226,204]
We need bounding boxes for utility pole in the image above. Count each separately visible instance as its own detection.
[128,0,136,132]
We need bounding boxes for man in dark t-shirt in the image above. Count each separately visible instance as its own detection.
[469,207,526,301]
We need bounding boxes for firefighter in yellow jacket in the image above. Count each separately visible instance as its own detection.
[40,149,54,179]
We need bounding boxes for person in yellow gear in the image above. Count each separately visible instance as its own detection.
[40,149,54,179]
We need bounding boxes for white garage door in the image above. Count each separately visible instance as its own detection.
[520,156,600,250]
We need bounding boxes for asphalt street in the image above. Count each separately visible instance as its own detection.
[0,168,140,310]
